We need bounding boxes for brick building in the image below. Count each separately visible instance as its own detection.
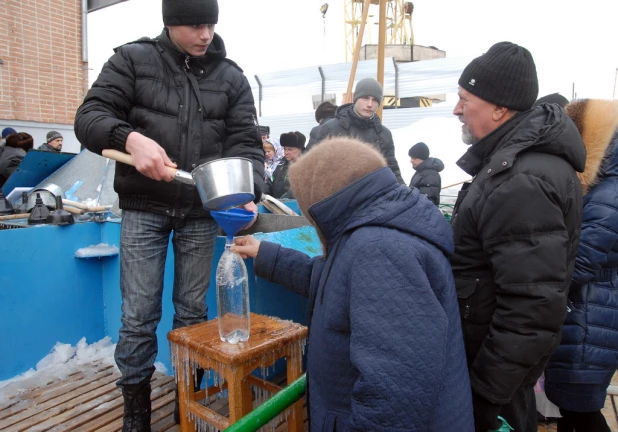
[0,0,87,152]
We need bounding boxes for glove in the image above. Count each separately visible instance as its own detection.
[473,393,502,432]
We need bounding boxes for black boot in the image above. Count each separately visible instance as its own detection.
[121,382,152,432]
[174,368,205,424]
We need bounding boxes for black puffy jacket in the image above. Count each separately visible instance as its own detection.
[450,104,586,405]
[75,30,264,218]
[310,104,404,183]
[409,157,443,205]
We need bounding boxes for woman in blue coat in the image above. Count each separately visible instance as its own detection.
[545,99,618,432]
[233,137,474,431]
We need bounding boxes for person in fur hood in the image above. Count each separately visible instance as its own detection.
[545,100,618,432]
[232,137,474,431]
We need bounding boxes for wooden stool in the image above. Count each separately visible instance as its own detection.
[168,313,308,431]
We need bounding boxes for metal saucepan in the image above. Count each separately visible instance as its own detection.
[102,150,254,211]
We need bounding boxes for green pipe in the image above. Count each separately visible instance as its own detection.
[224,374,306,432]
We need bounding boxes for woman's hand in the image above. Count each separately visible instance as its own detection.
[231,236,261,259]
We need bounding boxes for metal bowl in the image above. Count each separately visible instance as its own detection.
[192,158,254,210]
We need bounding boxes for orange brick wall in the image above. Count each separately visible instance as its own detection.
[0,0,87,125]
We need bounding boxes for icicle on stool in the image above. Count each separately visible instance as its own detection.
[168,313,308,432]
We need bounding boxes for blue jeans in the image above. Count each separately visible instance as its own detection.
[115,210,218,385]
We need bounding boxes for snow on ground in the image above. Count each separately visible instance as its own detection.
[0,337,168,406]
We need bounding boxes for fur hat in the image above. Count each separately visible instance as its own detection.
[1,127,16,139]
[534,93,569,108]
[280,132,304,149]
[294,131,306,149]
[315,102,337,123]
[6,132,34,151]
[353,78,383,104]
[459,42,538,111]
[46,131,63,143]
[408,142,429,160]
[289,137,386,250]
[566,99,618,194]
[163,0,219,26]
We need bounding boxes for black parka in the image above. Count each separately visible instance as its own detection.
[311,104,404,183]
[450,104,586,405]
[409,157,444,205]
[74,30,264,218]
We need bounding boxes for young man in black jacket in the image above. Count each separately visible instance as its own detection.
[74,0,264,430]
[450,42,586,432]
[309,78,404,183]
[408,142,443,205]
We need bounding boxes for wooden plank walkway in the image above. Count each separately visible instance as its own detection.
[1,359,617,431]
[0,361,307,431]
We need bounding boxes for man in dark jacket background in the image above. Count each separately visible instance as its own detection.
[408,141,443,205]
[450,42,586,432]
[37,131,63,152]
[309,78,404,183]
[307,101,336,148]
[74,0,264,430]
[233,137,474,431]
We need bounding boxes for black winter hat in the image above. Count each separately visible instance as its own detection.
[458,42,539,112]
[408,142,429,160]
[533,93,569,108]
[163,0,219,26]
[294,131,306,149]
[280,132,304,150]
[259,125,270,136]
[315,102,337,124]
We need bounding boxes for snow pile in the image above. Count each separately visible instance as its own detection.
[0,337,116,405]
[74,243,119,258]
[0,337,170,407]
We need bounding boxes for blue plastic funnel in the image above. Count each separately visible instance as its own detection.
[211,208,255,241]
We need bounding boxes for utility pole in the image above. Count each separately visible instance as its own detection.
[376,0,387,119]
[345,0,372,104]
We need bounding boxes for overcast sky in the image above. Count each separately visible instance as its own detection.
[87,0,618,101]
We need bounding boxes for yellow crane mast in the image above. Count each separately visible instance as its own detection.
[344,0,414,62]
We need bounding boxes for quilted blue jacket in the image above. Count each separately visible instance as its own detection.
[546,132,618,411]
[255,168,474,431]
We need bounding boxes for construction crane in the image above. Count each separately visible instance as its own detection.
[344,0,414,62]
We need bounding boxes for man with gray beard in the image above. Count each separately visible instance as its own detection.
[449,42,586,432]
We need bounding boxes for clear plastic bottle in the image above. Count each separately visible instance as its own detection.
[216,239,250,344]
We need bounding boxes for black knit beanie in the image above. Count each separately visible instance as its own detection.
[163,0,219,26]
[458,42,538,112]
[408,142,429,160]
[353,78,383,104]
[315,102,337,123]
